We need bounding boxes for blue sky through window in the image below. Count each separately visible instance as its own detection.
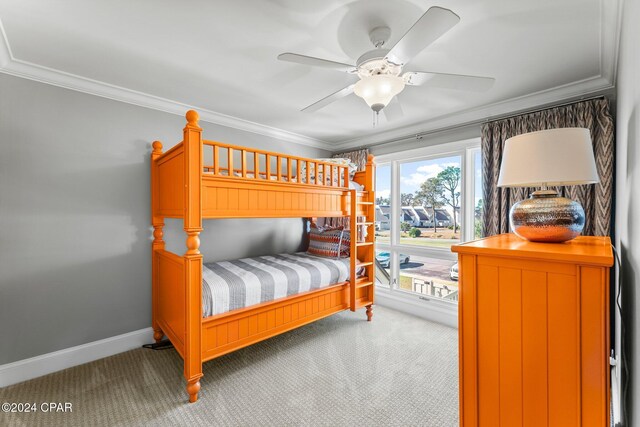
[375,154,483,207]
[400,156,461,197]
[376,164,391,200]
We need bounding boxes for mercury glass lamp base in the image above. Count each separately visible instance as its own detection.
[509,190,585,243]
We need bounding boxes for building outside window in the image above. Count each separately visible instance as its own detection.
[374,139,482,307]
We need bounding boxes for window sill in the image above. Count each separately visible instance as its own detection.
[375,287,458,328]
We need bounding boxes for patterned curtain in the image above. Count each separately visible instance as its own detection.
[332,148,369,171]
[481,98,614,237]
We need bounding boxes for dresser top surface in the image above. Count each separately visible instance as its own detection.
[451,233,613,266]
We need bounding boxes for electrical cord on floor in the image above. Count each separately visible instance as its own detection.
[611,244,628,426]
[142,339,174,351]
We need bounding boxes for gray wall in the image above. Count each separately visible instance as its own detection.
[615,0,640,423]
[0,73,329,365]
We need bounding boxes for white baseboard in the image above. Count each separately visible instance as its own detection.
[375,288,458,328]
[0,296,455,388]
[0,327,153,387]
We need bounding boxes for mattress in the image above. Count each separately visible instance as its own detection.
[202,252,351,317]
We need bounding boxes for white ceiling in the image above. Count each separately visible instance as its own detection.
[0,0,621,150]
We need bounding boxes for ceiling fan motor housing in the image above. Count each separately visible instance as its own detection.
[356,49,402,78]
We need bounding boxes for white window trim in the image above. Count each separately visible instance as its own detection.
[375,137,480,162]
[466,146,482,242]
[374,137,481,317]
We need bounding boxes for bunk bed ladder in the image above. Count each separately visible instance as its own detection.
[349,155,375,321]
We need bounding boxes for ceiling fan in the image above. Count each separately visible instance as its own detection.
[278,6,495,120]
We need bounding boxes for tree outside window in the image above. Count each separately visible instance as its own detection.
[436,166,461,233]
[415,177,445,233]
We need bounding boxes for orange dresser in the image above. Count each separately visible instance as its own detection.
[452,234,613,427]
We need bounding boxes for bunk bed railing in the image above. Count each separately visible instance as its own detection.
[202,140,350,188]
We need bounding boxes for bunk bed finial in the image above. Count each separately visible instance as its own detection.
[152,140,163,154]
[186,110,200,127]
[367,153,375,164]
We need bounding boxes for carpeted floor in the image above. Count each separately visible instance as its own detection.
[0,306,458,427]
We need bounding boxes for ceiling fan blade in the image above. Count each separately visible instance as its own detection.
[302,84,355,112]
[385,7,460,66]
[278,53,357,73]
[403,71,495,92]
[383,97,404,122]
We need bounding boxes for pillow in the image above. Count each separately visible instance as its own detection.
[307,227,350,258]
[318,158,358,175]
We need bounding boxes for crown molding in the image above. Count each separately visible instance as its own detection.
[599,0,623,85]
[331,75,615,152]
[0,20,332,151]
[0,0,622,153]
[0,18,12,68]
[0,58,332,150]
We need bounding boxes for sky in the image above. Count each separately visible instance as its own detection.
[376,152,482,206]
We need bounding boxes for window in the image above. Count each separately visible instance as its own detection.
[399,155,462,249]
[375,164,391,244]
[373,139,481,305]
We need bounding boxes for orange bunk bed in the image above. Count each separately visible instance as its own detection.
[151,110,376,403]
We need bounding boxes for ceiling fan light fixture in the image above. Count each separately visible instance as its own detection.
[354,75,405,112]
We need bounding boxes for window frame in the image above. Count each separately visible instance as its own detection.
[374,138,481,307]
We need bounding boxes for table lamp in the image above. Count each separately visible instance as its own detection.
[497,128,599,243]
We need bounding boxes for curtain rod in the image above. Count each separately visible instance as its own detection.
[350,121,479,152]
[483,94,607,125]
[345,94,610,152]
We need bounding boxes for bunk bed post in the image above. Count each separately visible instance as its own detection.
[183,110,204,403]
[151,140,165,342]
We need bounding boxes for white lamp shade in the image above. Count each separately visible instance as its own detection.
[497,128,599,187]
[354,75,405,111]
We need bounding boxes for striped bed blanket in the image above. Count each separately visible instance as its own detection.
[202,252,352,317]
